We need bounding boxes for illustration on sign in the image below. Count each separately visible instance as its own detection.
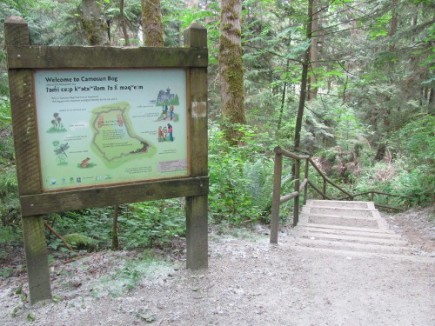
[34,69,188,191]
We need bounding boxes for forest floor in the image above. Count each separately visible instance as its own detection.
[0,206,434,326]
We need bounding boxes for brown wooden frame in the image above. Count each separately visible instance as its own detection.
[5,16,209,304]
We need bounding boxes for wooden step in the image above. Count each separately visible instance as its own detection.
[299,232,408,247]
[298,226,402,239]
[295,199,413,256]
[305,199,374,209]
[307,213,379,228]
[306,206,376,218]
[296,238,411,255]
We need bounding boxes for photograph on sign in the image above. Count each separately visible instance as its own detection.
[34,69,188,191]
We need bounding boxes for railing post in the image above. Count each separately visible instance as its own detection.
[6,16,52,304]
[293,159,300,226]
[270,150,283,244]
[303,158,309,205]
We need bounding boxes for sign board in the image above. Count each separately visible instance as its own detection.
[34,69,189,191]
[5,17,209,304]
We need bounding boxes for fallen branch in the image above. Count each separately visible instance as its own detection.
[44,222,74,251]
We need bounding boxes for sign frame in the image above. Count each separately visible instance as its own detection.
[5,16,208,304]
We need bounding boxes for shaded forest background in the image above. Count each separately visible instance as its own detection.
[0,0,433,271]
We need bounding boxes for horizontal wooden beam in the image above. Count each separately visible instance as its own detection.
[274,146,309,160]
[7,46,208,69]
[308,158,352,198]
[307,180,332,200]
[356,191,409,198]
[20,176,208,216]
[374,204,403,211]
[280,191,298,203]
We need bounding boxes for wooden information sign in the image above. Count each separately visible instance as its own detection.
[5,16,209,304]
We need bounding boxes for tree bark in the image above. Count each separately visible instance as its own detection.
[388,0,398,52]
[294,0,313,150]
[141,0,164,47]
[80,0,109,46]
[429,88,434,115]
[112,205,119,250]
[308,0,319,101]
[277,59,290,132]
[219,0,246,144]
[120,0,130,46]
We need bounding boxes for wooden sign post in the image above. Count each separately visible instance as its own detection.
[5,16,208,304]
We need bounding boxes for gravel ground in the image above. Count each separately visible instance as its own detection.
[0,206,434,326]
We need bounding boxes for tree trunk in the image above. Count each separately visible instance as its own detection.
[388,0,398,52]
[277,59,290,132]
[429,88,434,115]
[308,0,319,101]
[294,0,313,151]
[80,0,109,46]
[141,0,164,47]
[120,0,130,46]
[112,205,119,250]
[219,0,246,144]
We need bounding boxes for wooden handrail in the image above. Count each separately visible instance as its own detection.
[374,204,404,211]
[271,147,312,243]
[352,191,410,199]
[274,146,309,160]
[280,191,298,203]
[308,158,352,198]
[308,180,332,200]
[270,146,408,244]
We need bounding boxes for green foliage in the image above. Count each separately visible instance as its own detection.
[303,97,367,153]
[45,199,186,252]
[391,115,435,165]
[63,233,97,251]
[0,267,14,278]
[354,156,433,207]
[383,114,435,205]
[209,123,274,224]
[0,226,21,245]
[46,209,112,250]
[368,12,392,40]
[0,101,19,228]
[120,200,186,248]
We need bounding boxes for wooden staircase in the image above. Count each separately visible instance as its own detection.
[295,200,412,255]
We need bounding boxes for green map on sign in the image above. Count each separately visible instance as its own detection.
[90,102,156,168]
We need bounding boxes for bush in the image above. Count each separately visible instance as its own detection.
[120,200,186,249]
[208,123,274,224]
[0,100,20,229]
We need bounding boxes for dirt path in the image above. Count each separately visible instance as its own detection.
[1,208,434,326]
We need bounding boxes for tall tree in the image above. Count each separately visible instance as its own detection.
[219,0,246,144]
[294,0,313,151]
[80,0,109,45]
[119,0,130,46]
[308,0,320,101]
[141,0,164,46]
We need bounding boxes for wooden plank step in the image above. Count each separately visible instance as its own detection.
[299,227,402,239]
[292,246,434,262]
[306,206,376,218]
[305,200,373,209]
[307,213,379,228]
[299,232,409,247]
[297,222,395,234]
[296,238,411,255]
